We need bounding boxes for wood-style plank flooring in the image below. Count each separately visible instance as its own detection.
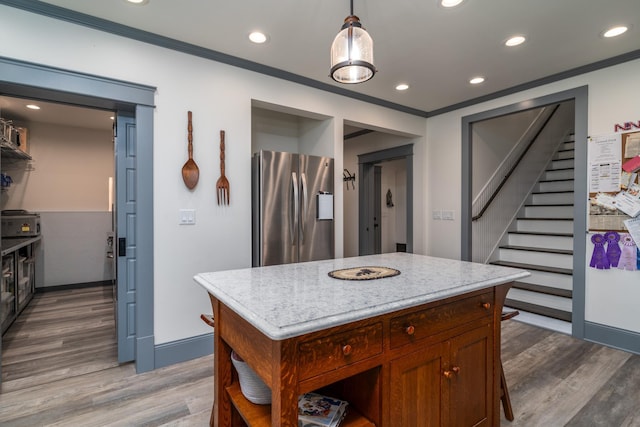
[1,286,639,426]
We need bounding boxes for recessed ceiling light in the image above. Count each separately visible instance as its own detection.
[26,104,41,110]
[505,35,526,47]
[469,77,485,85]
[110,116,115,120]
[395,83,410,91]
[440,0,465,8]
[603,26,628,38]
[126,0,149,4]
[249,32,268,44]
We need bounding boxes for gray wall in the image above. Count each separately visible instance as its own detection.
[38,211,113,287]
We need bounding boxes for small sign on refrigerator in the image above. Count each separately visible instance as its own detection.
[317,193,333,220]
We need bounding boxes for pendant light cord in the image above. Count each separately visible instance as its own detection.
[350,0,354,16]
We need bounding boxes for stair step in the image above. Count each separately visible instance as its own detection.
[523,204,573,218]
[504,298,572,322]
[517,269,573,291]
[515,218,573,234]
[537,179,574,192]
[554,149,574,160]
[507,232,573,251]
[543,168,574,181]
[512,280,572,298]
[491,260,573,276]
[508,231,573,237]
[538,178,574,183]
[549,158,574,169]
[530,191,575,205]
[498,246,573,269]
[560,141,575,150]
[506,288,572,314]
[499,245,573,255]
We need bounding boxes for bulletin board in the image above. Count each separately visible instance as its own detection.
[588,131,640,232]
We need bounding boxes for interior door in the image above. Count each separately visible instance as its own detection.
[359,162,375,255]
[115,114,136,363]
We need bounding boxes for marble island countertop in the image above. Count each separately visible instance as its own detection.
[194,252,530,340]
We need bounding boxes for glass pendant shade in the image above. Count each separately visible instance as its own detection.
[330,15,376,84]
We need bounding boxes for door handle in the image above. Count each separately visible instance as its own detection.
[291,172,299,245]
[118,238,126,257]
[300,173,308,244]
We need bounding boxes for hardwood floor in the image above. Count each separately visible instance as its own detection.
[1,286,638,426]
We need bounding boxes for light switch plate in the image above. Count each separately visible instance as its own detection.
[179,209,196,225]
[442,210,455,220]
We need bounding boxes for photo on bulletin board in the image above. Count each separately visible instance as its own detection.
[588,131,640,232]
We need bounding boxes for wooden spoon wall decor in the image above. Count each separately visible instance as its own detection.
[181,111,199,189]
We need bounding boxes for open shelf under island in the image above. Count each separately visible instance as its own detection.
[195,252,530,427]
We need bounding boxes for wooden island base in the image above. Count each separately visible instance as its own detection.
[208,283,511,427]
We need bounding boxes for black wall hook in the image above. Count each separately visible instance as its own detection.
[343,169,356,190]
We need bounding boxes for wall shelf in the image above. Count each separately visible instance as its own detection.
[1,139,32,161]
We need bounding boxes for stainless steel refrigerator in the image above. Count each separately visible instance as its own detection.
[252,150,334,266]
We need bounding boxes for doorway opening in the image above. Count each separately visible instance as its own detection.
[342,124,414,257]
[358,151,412,255]
[461,86,588,338]
[0,95,120,388]
[0,57,156,382]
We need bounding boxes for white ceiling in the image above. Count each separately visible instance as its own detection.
[1,0,639,126]
[0,96,114,130]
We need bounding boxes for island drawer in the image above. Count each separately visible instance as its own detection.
[297,323,383,380]
[389,291,493,349]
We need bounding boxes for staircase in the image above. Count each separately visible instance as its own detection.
[492,135,575,322]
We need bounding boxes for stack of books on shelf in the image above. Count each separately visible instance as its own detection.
[298,392,348,427]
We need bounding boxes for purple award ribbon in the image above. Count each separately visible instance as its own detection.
[590,234,610,269]
[605,231,621,267]
[617,233,638,271]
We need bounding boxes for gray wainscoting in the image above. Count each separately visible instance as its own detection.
[38,211,114,288]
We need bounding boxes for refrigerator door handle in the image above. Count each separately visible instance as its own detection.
[300,173,308,244]
[291,171,299,245]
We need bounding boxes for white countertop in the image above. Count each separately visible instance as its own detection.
[194,253,530,340]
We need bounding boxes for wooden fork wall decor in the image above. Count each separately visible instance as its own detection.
[216,130,230,205]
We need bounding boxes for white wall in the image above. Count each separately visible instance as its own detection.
[426,58,640,334]
[1,122,113,211]
[471,107,543,198]
[0,5,427,344]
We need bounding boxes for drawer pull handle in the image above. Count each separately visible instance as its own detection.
[443,366,460,378]
[342,344,353,356]
[482,302,491,310]
[405,325,415,335]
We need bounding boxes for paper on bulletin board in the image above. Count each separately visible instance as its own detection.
[624,217,640,248]
[624,134,640,158]
[589,134,622,193]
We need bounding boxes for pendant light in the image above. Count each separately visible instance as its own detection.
[330,0,376,84]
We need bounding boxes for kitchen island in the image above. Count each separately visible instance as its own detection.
[195,253,530,427]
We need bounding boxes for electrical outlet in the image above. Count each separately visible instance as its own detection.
[432,210,442,220]
[179,209,196,225]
